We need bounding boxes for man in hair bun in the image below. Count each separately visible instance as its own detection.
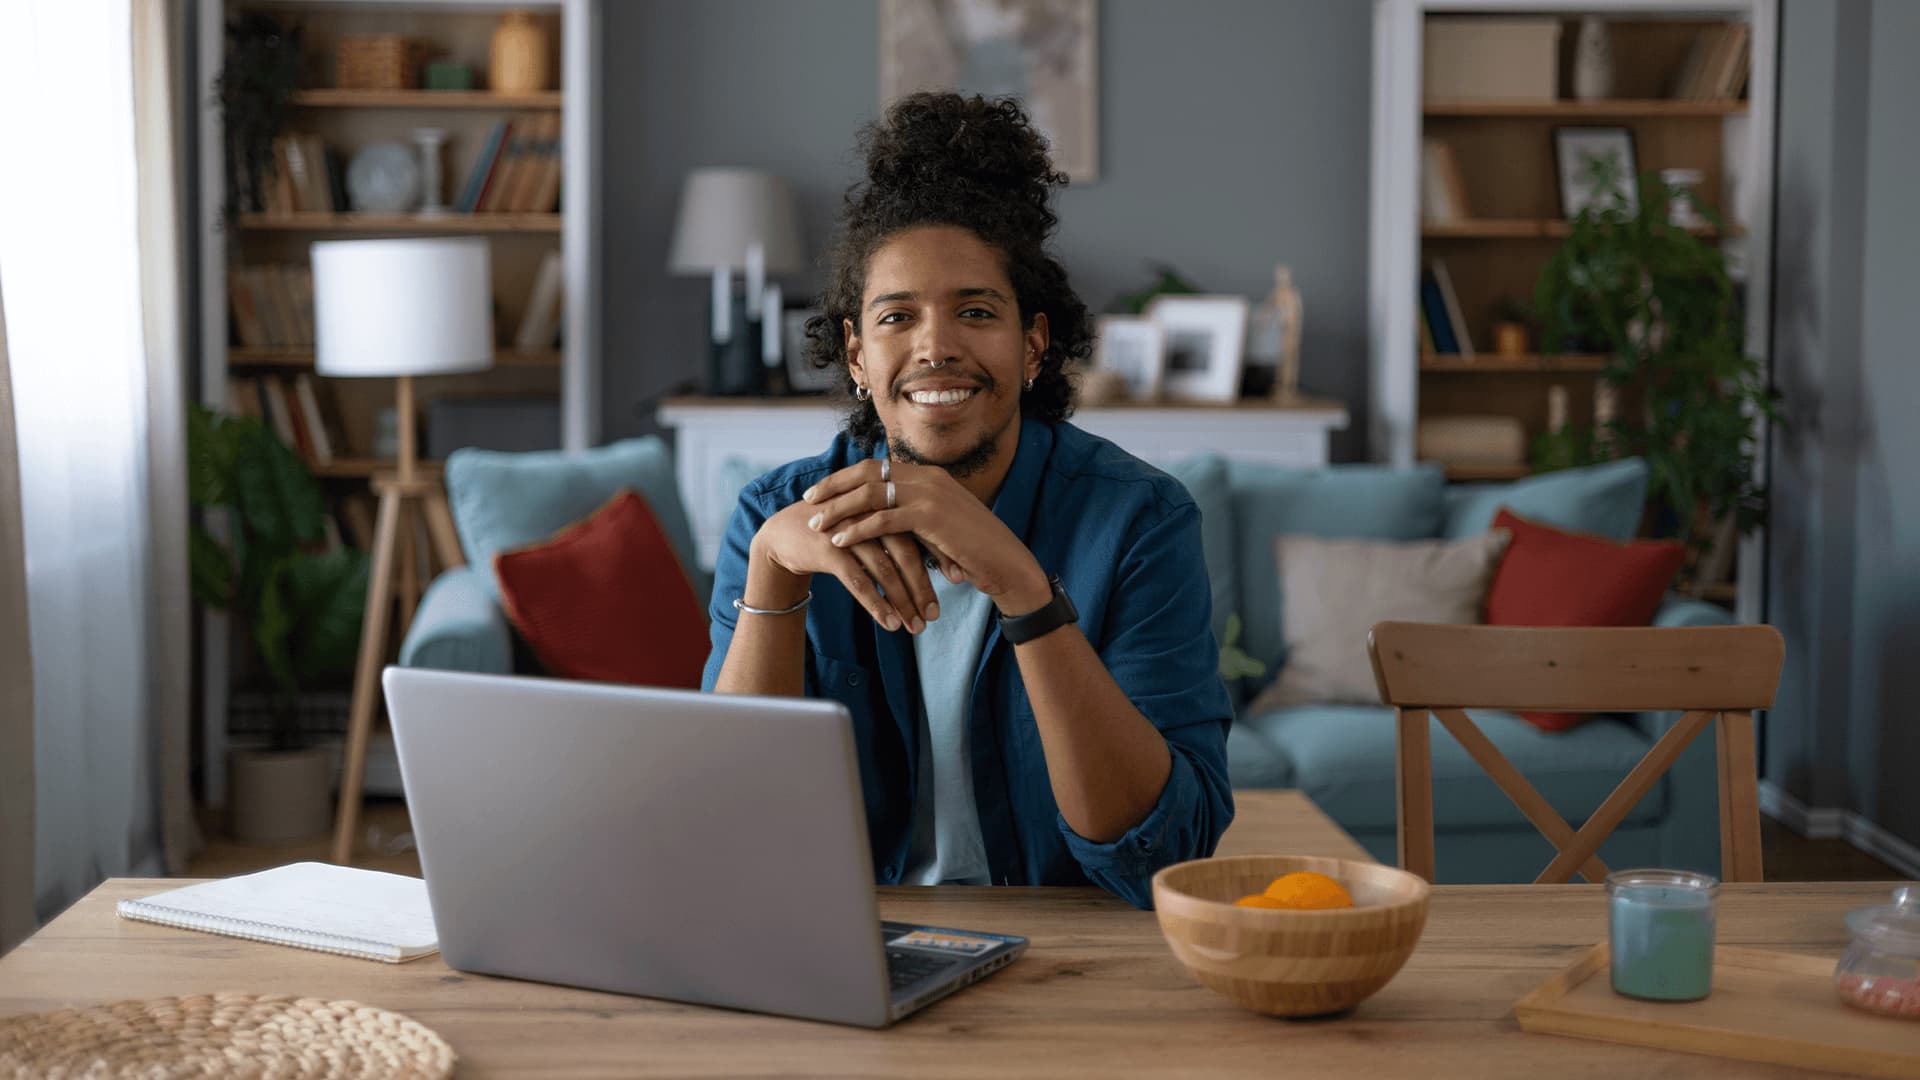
[704,92,1232,909]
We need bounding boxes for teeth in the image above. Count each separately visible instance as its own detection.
[908,388,976,405]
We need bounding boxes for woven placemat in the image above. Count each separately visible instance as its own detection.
[0,992,455,1079]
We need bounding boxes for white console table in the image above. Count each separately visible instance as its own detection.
[657,396,1350,572]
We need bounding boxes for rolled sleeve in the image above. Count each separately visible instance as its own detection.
[699,486,771,692]
[1056,499,1236,908]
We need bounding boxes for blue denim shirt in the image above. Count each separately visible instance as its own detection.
[700,418,1234,908]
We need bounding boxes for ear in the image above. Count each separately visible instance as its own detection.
[844,316,866,390]
[1024,312,1050,383]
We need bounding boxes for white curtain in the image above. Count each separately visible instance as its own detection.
[0,0,195,930]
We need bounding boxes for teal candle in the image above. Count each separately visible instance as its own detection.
[1606,870,1718,1002]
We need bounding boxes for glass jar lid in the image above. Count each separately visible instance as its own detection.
[1846,887,1920,957]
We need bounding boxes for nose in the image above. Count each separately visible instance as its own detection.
[910,311,964,369]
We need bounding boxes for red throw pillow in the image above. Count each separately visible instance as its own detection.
[494,489,709,688]
[1486,507,1686,732]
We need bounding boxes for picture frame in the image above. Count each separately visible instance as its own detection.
[878,0,1099,181]
[1146,295,1250,404]
[783,308,839,394]
[1090,315,1165,401]
[1553,125,1639,219]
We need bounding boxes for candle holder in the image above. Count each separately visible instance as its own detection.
[412,127,449,216]
[1607,868,1719,1002]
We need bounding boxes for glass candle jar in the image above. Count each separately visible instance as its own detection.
[1835,887,1920,1019]
[1607,869,1719,1002]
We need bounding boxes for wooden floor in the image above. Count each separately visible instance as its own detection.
[186,800,1909,883]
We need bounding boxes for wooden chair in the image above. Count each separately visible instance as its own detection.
[1366,621,1785,885]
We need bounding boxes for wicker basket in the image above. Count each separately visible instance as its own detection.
[336,34,422,91]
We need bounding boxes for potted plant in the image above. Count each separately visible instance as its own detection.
[1531,167,1781,578]
[189,404,367,843]
[216,12,303,224]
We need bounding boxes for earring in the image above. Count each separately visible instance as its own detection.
[1024,377,1035,391]
[854,385,872,401]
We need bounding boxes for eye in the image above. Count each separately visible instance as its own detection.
[959,307,994,319]
[876,311,910,325]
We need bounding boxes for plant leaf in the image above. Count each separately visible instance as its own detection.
[189,524,234,609]
[285,547,369,685]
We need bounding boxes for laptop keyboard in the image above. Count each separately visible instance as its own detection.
[886,948,957,990]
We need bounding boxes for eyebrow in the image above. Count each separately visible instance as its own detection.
[867,287,1010,309]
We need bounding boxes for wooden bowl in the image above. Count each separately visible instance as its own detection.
[1152,855,1430,1017]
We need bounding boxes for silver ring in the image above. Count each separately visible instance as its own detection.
[886,480,897,510]
[879,458,890,482]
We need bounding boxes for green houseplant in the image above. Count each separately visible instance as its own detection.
[216,12,303,223]
[1532,166,1780,553]
[189,403,366,841]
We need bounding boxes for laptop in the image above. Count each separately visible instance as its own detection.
[382,666,1027,1028]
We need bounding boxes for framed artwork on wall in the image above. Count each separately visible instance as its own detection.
[1147,295,1249,404]
[1553,125,1639,218]
[1091,315,1166,401]
[878,0,1099,181]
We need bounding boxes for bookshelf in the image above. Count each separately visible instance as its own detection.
[1370,0,1776,628]
[194,0,603,806]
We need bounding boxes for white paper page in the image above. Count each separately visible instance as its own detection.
[127,862,437,950]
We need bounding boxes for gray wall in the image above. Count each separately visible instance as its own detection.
[600,0,1375,457]
[1766,0,1920,845]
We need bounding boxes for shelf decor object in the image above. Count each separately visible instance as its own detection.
[668,168,805,396]
[489,10,550,93]
[311,236,493,865]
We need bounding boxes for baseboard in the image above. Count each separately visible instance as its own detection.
[1760,780,1920,879]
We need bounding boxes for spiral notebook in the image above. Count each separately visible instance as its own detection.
[117,862,439,963]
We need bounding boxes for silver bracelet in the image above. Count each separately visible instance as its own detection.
[733,591,813,617]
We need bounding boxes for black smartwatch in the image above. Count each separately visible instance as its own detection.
[998,574,1078,645]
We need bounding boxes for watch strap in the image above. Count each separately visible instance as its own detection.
[998,574,1078,645]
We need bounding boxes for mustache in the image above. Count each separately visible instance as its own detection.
[889,370,993,398]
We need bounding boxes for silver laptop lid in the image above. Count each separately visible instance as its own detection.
[383,667,893,1028]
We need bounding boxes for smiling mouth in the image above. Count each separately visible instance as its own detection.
[904,387,980,407]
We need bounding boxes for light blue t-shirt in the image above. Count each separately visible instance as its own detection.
[903,573,995,885]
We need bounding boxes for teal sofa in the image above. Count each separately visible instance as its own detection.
[1164,454,1734,884]
[401,440,1734,884]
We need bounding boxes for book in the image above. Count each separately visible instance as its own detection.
[511,113,560,212]
[515,250,565,349]
[261,377,299,450]
[117,862,439,963]
[457,120,508,213]
[228,270,267,348]
[1429,259,1475,357]
[1419,272,1460,355]
[281,377,317,461]
[292,374,335,464]
[1421,138,1467,223]
[482,119,532,212]
[526,113,563,214]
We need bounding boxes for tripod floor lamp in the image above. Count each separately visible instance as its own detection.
[311,236,493,864]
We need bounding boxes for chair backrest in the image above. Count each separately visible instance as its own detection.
[1367,621,1785,885]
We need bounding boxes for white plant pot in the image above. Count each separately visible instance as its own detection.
[227,746,334,845]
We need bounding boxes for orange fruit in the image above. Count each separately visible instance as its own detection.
[1233,894,1293,909]
[1258,871,1354,910]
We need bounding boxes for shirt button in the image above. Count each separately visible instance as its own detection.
[882,866,898,883]
[847,672,863,687]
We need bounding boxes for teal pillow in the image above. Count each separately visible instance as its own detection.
[444,437,705,603]
[1162,453,1234,647]
[1443,457,1648,541]
[1226,462,1446,674]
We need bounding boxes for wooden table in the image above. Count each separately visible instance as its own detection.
[1,796,1902,1077]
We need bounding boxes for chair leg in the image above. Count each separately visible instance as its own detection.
[331,488,402,866]
[1716,710,1765,882]
[1396,707,1436,882]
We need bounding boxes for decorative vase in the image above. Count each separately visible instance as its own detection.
[490,11,550,94]
[1493,321,1529,357]
[411,127,448,216]
[227,746,333,844]
[1573,16,1613,101]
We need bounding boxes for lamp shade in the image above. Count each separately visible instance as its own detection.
[667,168,805,275]
[311,237,493,377]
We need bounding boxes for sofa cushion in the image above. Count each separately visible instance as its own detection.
[1163,453,1234,646]
[445,436,703,603]
[1232,703,1668,831]
[1443,457,1648,540]
[1227,462,1446,675]
[494,489,710,688]
[1251,530,1511,708]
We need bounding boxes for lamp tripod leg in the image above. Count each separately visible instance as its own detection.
[330,486,403,865]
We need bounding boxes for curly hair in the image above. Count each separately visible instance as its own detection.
[805,92,1090,450]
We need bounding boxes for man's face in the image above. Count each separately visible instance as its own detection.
[846,225,1046,479]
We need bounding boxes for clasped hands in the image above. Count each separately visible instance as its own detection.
[746,458,1051,634]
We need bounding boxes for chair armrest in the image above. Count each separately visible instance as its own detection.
[397,565,515,675]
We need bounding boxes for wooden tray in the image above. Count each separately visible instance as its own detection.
[1515,944,1920,1078]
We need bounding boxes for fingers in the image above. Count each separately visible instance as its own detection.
[828,546,906,632]
[846,540,924,633]
[801,458,885,505]
[916,535,968,584]
[879,534,939,625]
[807,483,890,536]
[823,509,906,549]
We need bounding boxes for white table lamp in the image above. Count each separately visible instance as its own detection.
[311,236,492,864]
[668,168,803,394]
